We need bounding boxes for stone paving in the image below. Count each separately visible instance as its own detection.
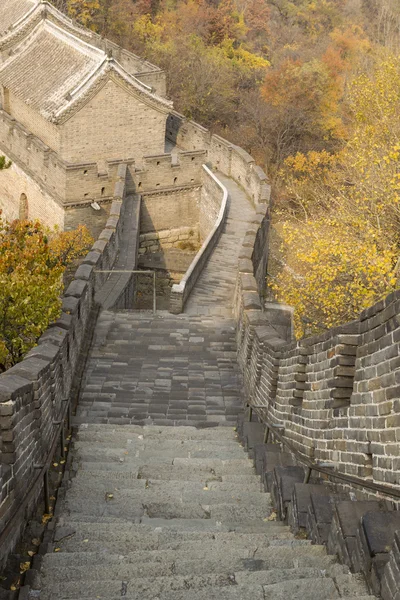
[75,312,242,426]
[75,175,255,426]
[41,174,378,600]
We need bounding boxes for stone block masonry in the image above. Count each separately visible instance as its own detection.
[234,271,400,499]
[0,163,132,568]
[139,225,200,255]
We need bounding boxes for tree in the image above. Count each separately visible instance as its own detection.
[0,218,93,372]
[272,50,400,337]
[0,156,11,170]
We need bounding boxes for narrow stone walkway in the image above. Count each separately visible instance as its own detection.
[39,426,375,600]
[75,173,255,426]
[75,311,242,426]
[184,174,255,318]
[37,173,377,599]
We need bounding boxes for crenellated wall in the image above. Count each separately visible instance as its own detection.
[0,163,131,567]
[234,271,400,497]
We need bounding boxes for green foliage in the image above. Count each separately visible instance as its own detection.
[0,156,11,170]
[0,219,93,372]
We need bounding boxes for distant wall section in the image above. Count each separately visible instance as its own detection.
[0,153,64,228]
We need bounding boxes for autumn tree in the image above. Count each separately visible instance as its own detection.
[0,219,93,372]
[272,50,400,336]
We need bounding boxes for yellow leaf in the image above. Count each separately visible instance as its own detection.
[54,548,61,552]
[19,562,30,573]
[42,513,52,525]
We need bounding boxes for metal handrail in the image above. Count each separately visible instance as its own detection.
[247,402,400,500]
[0,397,71,550]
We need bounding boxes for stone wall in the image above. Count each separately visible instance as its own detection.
[0,108,121,214]
[139,187,201,235]
[234,266,400,499]
[139,225,200,255]
[169,165,228,314]
[0,155,64,228]
[166,111,271,295]
[0,163,129,568]
[60,79,168,166]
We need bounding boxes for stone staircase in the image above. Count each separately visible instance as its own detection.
[37,425,375,600]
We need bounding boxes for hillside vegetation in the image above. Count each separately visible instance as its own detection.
[56,0,400,336]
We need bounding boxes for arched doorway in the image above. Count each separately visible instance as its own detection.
[19,193,28,220]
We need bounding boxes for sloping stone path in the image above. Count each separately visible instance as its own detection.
[36,173,377,599]
[75,175,254,426]
[40,426,375,599]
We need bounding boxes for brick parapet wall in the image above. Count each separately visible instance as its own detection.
[0,108,122,209]
[233,220,400,597]
[234,239,400,498]
[0,163,129,567]
[166,111,271,296]
[169,165,228,314]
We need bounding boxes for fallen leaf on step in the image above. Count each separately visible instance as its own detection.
[60,459,66,465]
[83,539,89,543]
[50,496,56,501]
[53,462,58,467]
[106,493,114,500]
[32,538,40,546]
[20,562,30,573]
[54,548,61,552]
[27,551,35,557]
[42,513,52,525]
[203,487,209,491]
[267,512,277,521]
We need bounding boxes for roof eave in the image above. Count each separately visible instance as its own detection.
[50,61,172,125]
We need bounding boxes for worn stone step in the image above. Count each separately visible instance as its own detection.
[71,472,262,494]
[136,462,255,479]
[41,566,350,600]
[56,515,281,532]
[75,432,242,449]
[42,543,331,576]
[73,440,247,459]
[75,453,254,470]
[65,482,267,507]
[77,424,238,440]
[55,530,305,555]
[54,521,287,545]
[62,495,271,521]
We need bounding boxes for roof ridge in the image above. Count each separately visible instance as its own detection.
[51,57,172,124]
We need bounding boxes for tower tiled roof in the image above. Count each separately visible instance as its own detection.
[0,0,38,35]
[0,2,172,123]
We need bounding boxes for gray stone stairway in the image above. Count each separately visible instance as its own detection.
[37,425,375,600]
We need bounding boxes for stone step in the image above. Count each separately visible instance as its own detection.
[62,496,271,521]
[41,566,350,600]
[42,543,331,575]
[56,530,297,553]
[75,431,242,448]
[77,460,256,476]
[76,425,238,441]
[65,481,267,507]
[73,444,247,461]
[71,472,262,493]
[56,515,282,532]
